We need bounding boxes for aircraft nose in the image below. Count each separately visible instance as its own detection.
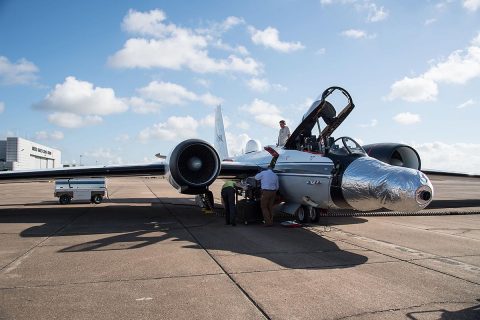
[340,157,434,212]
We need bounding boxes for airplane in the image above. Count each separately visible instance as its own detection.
[0,86,434,222]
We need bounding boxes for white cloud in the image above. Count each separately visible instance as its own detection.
[137,81,223,108]
[321,1,389,22]
[393,112,421,125]
[138,116,198,142]
[246,78,287,93]
[359,119,378,128]
[240,99,287,128]
[341,29,376,39]
[456,99,475,109]
[249,26,305,52]
[35,76,128,115]
[35,130,64,141]
[84,148,124,165]
[48,112,103,128]
[109,9,261,75]
[387,76,438,102]
[0,101,4,113]
[415,142,480,174]
[128,97,163,114]
[315,48,326,55]
[387,33,480,102]
[0,56,39,85]
[424,18,436,26]
[463,0,480,12]
[247,78,270,92]
[226,132,252,156]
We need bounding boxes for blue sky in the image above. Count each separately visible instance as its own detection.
[1,0,479,173]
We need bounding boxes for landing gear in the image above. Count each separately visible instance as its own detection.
[295,205,321,223]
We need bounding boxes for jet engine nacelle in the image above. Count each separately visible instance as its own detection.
[362,143,421,170]
[166,139,221,195]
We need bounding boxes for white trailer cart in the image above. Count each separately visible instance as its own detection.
[55,178,106,205]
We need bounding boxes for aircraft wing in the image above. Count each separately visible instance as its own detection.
[0,163,166,182]
[0,162,259,182]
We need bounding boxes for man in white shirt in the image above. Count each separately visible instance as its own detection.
[277,120,290,147]
[255,166,279,226]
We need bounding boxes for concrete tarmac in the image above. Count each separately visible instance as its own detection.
[0,175,479,320]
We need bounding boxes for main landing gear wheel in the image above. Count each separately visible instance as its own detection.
[59,194,71,205]
[295,206,310,223]
[295,206,320,223]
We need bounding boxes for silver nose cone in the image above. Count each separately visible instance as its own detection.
[341,157,434,212]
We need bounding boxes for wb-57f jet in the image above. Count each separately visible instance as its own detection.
[0,87,434,221]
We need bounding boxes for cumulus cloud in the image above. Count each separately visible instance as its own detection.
[131,81,222,114]
[387,32,480,102]
[108,9,262,75]
[249,26,305,52]
[138,116,198,142]
[226,132,252,156]
[48,113,103,128]
[387,77,438,102]
[0,56,39,85]
[246,78,287,93]
[415,142,480,174]
[0,101,4,114]
[393,112,421,125]
[240,99,287,128]
[35,130,64,141]
[463,0,480,12]
[341,29,376,39]
[35,76,128,115]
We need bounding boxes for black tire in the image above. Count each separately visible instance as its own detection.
[295,206,310,223]
[59,194,71,205]
[311,207,320,223]
[92,194,102,204]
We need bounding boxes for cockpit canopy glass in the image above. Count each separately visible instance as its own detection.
[329,137,366,156]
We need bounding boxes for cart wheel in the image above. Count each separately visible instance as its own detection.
[92,194,103,204]
[59,194,71,205]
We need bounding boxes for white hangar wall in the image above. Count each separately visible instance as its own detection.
[0,137,61,171]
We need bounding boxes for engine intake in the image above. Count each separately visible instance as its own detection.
[362,143,421,170]
[166,139,221,194]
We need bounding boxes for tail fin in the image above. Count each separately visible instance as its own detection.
[214,105,229,160]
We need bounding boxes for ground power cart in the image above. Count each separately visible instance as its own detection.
[55,178,106,205]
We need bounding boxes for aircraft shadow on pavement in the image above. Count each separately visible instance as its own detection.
[0,203,370,271]
[405,299,480,320]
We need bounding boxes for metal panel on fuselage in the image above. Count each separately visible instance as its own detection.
[233,148,334,208]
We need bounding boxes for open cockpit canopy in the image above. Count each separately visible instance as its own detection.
[284,86,355,153]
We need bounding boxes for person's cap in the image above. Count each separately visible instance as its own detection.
[279,120,285,124]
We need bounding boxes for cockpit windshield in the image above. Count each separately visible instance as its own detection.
[329,137,366,156]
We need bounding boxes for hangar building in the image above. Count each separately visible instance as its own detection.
[0,137,61,171]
